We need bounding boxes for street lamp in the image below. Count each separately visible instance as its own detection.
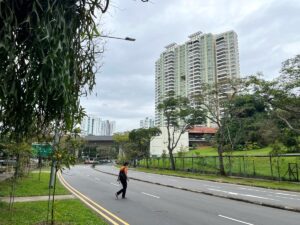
[100,35,136,42]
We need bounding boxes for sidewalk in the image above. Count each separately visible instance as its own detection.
[0,195,75,203]
[0,172,13,182]
[94,164,300,213]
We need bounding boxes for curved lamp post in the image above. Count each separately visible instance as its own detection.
[100,35,136,42]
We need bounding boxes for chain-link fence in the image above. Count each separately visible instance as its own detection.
[137,154,300,182]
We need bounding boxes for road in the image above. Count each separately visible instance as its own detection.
[97,164,300,210]
[61,165,300,225]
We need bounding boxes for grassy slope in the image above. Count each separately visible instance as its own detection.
[185,146,273,156]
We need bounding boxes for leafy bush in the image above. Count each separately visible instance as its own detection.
[269,141,286,156]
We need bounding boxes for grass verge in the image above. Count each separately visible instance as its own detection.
[0,171,108,225]
[135,167,300,192]
[0,172,69,197]
[0,199,107,225]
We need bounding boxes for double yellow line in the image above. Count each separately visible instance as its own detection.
[58,172,130,225]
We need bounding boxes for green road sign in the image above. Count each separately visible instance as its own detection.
[32,143,53,157]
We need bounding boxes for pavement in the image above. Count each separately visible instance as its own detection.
[0,172,13,182]
[0,171,74,203]
[0,195,75,203]
[95,164,300,213]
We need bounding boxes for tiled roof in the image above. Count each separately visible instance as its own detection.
[188,127,217,134]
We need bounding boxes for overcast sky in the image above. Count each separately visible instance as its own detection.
[80,0,300,132]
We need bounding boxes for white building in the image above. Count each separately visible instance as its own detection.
[140,117,155,129]
[101,120,116,136]
[80,115,116,136]
[150,127,189,156]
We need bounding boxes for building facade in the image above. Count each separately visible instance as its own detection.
[155,30,240,127]
[140,117,155,129]
[80,115,116,136]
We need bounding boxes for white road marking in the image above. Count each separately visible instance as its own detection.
[208,189,278,201]
[204,184,222,189]
[218,215,254,225]
[110,183,120,187]
[275,192,300,197]
[141,192,160,199]
[238,187,267,193]
[209,188,238,195]
[239,188,300,199]
[269,195,300,201]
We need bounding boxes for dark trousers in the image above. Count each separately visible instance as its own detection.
[117,179,127,198]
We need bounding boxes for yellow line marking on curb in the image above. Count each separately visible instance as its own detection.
[58,172,130,225]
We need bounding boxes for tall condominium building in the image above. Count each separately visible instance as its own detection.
[140,117,155,129]
[80,115,116,136]
[101,120,116,136]
[155,30,240,126]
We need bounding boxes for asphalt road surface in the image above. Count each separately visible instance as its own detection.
[97,164,300,210]
[61,165,300,225]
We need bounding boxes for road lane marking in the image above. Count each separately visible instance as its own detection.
[218,215,254,225]
[269,195,300,201]
[58,172,129,225]
[141,192,160,199]
[111,183,120,187]
[238,187,267,193]
[204,184,222,189]
[208,189,278,201]
[275,192,300,197]
[239,188,300,199]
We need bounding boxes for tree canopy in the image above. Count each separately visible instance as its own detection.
[158,93,205,170]
[0,0,107,140]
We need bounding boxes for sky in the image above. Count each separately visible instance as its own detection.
[80,0,300,132]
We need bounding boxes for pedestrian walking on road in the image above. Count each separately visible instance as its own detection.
[115,162,129,199]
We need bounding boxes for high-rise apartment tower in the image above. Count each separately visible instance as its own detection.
[155,30,240,126]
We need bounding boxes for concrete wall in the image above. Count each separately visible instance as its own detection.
[150,127,189,156]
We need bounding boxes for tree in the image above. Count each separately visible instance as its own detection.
[246,55,300,134]
[158,93,205,170]
[0,1,106,222]
[128,127,161,167]
[113,132,130,162]
[192,79,241,175]
[0,0,149,222]
[225,94,273,150]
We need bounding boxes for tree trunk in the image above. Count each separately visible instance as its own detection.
[51,168,58,225]
[169,149,176,170]
[217,144,226,176]
[9,153,20,211]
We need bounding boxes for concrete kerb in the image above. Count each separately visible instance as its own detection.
[92,167,300,214]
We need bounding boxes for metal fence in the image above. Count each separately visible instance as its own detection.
[137,155,300,182]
